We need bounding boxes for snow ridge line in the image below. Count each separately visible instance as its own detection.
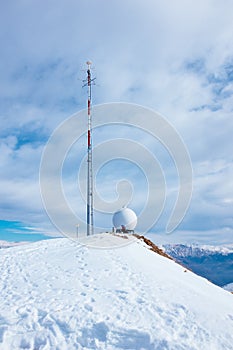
[133,234,173,260]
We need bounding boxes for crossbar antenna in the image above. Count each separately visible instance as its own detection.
[82,61,96,236]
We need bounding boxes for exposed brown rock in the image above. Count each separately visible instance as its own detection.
[133,234,173,260]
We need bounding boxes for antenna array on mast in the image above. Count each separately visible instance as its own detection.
[83,61,95,236]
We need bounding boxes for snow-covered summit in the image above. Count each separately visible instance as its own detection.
[0,233,233,349]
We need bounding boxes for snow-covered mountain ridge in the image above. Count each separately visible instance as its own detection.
[162,243,233,257]
[224,283,233,292]
[162,243,233,288]
[0,234,233,349]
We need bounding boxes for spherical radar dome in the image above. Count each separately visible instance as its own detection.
[112,208,137,230]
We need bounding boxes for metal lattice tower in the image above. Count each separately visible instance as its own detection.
[83,61,95,236]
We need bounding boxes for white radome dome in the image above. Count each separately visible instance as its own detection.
[112,208,137,230]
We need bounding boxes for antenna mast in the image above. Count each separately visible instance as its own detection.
[85,61,95,236]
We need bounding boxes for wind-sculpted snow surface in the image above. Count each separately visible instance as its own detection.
[0,234,233,349]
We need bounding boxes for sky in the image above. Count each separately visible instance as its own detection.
[0,0,233,244]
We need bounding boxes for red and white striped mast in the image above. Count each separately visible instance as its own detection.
[86,61,94,236]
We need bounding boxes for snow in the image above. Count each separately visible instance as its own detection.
[223,283,233,292]
[161,242,233,287]
[0,233,233,349]
[0,240,28,249]
[161,243,233,256]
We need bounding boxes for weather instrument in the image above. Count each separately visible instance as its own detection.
[82,61,96,236]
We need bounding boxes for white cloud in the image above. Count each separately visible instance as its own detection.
[0,0,233,242]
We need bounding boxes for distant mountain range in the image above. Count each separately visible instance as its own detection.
[163,244,233,288]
